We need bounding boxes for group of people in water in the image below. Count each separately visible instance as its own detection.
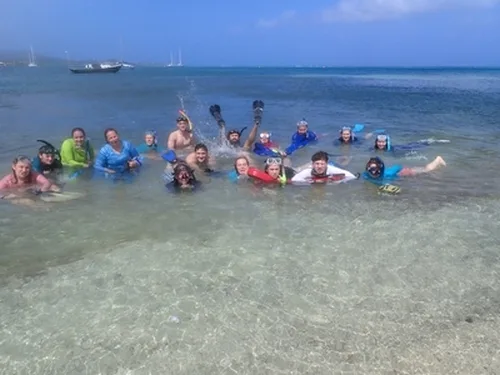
[0,100,447,203]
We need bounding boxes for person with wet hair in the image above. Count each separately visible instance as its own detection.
[60,127,95,168]
[94,128,142,174]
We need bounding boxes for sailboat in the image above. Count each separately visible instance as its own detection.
[28,46,37,67]
[177,49,183,67]
[166,52,174,67]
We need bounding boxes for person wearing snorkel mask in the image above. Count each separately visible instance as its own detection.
[335,126,374,146]
[32,143,63,178]
[185,143,216,175]
[166,162,200,192]
[284,119,318,155]
[136,130,164,159]
[363,155,447,184]
[263,157,296,182]
[167,115,195,152]
[253,132,286,157]
[373,134,393,152]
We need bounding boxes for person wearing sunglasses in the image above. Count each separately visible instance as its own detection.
[0,156,58,201]
[284,119,318,155]
[363,155,446,185]
[291,151,359,184]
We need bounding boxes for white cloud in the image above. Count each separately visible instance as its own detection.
[321,0,500,22]
[256,10,297,28]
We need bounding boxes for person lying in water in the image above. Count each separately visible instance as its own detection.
[363,155,446,184]
[185,143,216,175]
[166,162,200,192]
[335,126,373,145]
[371,134,432,153]
[167,115,195,152]
[284,119,318,155]
[0,156,59,202]
[291,151,359,184]
[257,157,297,184]
[136,130,164,159]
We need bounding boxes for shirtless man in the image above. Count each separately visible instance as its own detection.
[167,115,195,151]
[185,143,216,176]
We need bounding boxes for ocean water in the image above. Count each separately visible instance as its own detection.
[1,66,500,374]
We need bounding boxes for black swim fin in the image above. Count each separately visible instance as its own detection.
[209,104,225,128]
[252,100,264,125]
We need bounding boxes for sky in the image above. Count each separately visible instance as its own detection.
[1,0,500,66]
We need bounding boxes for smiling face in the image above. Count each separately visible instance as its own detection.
[72,130,86,148]
[195,148,208,163]
[105,130,120,146]
[235,157,249,175]
[341,130,352,142]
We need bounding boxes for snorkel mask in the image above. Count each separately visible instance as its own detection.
[366,157,385,179]
[375,134,391,151]
[173,163,195,184]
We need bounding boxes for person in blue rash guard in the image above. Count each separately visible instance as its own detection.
[227,156,251,183]
[372,134,431,153]
[253,132,285,157]
[284,119,318,155]
[136,130,164,159]
[362,155,447,185]
[94,128,143,175]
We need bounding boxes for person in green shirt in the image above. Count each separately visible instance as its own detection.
[60,127,95,169]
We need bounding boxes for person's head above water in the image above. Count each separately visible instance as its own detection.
[71,127,87,148]
[259,132,272,145]
[176,116,189,132]
[173,162,195,185]
[264,157,283,179]
[38,145,57,165]
[339,127,353,143]
[194,143,209,163]
[365,157,385,179]
[104,128,121,147]
[234,156,250,176]
[296,119,309,135]
[374,134,390,150]
[311,151,329,176]
[10,155,33,183]
[144,130,157,146]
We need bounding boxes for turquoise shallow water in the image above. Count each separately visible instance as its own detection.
[0,66,500,374]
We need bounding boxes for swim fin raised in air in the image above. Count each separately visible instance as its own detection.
[252,100,264,125]
[209,104,225,128]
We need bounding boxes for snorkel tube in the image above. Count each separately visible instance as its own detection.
[37,139,61,161]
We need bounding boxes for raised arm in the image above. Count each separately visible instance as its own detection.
[243,122,259,150]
